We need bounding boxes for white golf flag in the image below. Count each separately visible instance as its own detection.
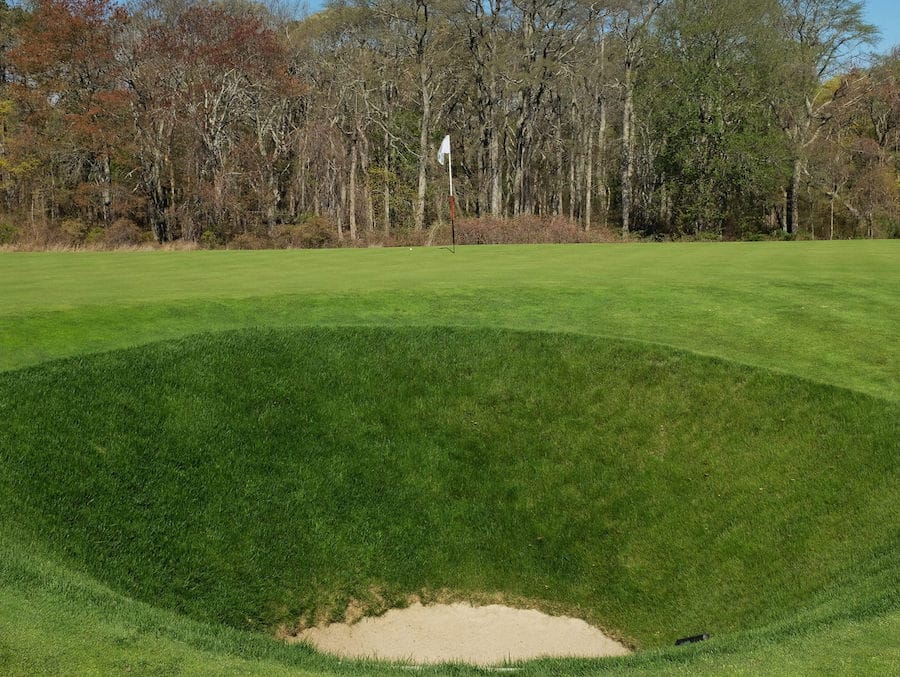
[437,135,451,165]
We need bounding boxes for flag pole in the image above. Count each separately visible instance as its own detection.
[448,141,456,254]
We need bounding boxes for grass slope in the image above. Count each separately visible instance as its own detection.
[0,242,898,675]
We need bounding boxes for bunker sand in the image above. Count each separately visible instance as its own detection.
[291,602,631,666]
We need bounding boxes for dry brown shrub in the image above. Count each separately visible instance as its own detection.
[272,217,340,249]
[451,216,619,245]
[227,232,272,250]
[270,224,304,248]
[105,219,146,246]
[358,229,428,248]
[3,214,625,251]
[13,222,73,249]
[60,218,90,241]
[159,239,198,251]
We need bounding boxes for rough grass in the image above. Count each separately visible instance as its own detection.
[0,241,898,675]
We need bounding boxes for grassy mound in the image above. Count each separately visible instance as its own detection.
[1,326,895,654]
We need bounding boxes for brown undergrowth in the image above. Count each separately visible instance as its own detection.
[1,216,623,251]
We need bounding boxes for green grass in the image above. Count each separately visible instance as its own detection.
[1,242,897,399]
[0,242,897,675]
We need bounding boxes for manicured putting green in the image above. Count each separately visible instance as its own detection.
[1,327,895,657]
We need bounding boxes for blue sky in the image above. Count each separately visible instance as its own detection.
[306,1,899,54]
[863,0,900,53]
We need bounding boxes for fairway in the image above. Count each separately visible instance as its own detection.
[0,242,898,675]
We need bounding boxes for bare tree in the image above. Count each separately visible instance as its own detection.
[776,0,876,234]
[610,0,664,235]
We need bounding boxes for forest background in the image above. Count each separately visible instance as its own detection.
[0,0,897,249]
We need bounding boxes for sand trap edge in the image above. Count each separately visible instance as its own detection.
[285,602,632,667]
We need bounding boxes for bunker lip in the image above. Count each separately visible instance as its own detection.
[287,602,631,666]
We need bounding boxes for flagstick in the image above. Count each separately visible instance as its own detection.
[448,145,456,254]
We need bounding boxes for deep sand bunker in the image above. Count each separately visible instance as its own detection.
[291,602,631,665]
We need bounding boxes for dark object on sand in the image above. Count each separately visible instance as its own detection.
[675,633,709,646]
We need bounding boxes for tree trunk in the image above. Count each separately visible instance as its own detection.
[597,101,608,229]
[101,150,112,225]
[490,122,502,216]
[513,123,525,216]
[383,130,391,234]
[146,148,169,243]
[829,191,835,240]
[364,181,375,233]
[595,37,608,230]
[621,58,634,235]
[555,131,564,216]
[786,157,801,234]
[658,181,667,228]
[478,125,490,215]
[359,127,374,232]
[266,178,278,233]
[349,138,358,241]
[263,153,279,234]
[415,64,431,230]
[338,180,346,241]
[780,189,787,231]
[30,189,36,234]
[568,148,576,222]
[213,170,226,226]
[584,123,594,231]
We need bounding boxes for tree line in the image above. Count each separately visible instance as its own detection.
[0,0,897,248]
